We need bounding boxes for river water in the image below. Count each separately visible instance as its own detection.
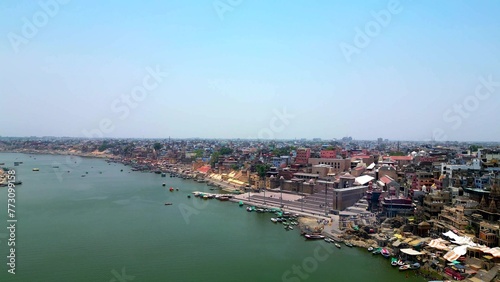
[0,153,424,281]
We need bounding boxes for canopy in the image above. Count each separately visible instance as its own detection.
[400,248,424,256]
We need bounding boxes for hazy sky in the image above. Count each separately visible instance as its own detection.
[1,0,499,141]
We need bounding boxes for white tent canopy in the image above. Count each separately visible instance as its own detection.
[400,248,424,256]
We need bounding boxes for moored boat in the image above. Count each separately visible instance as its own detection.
[399,264,410,271]
[335,243,341,248]
[304,234,325,240]
[367,246,374,252]
[381,248,391,258]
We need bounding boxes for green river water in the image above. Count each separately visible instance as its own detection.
[0,153,424,282]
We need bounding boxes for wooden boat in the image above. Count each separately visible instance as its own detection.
[399,264,410,271]
[305,234,325,240]
[381,248,391,258]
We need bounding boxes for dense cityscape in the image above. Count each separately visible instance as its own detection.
[1,136,500,280]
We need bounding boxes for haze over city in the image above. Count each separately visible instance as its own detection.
[1,0,499,141]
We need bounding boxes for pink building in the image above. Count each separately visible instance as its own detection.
[295,148,310,165]
[320,150,337,159]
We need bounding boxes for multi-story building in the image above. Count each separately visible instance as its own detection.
[320,150,337,159]
[413,171,434,190]
[295,148,310,165]
[478,221,499,247]
[308,158,351,174]
[423,190,451,219]
[434,206,469,233]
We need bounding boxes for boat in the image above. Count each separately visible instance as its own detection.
[162,183,166,187]
[52,165,59,168]
[169,187,174,192]
[271,218,278,223]
[372,248,381,255]
[238,201,244,206]
[218,196,229,201]
[304,234,325,240]
[381,248,391,258]
[409,262,420,270]
[367,246,374,252]
[32,168,39,171]
[203,195,208,199]
[81,174,85,177]
[161,173,166,177]
[164,202,173,206]
[399,264,410,271]
[391,258,398,267]
[187,195,191,198]
[324,238,334,243]
[345,242,353,247]
[246,207,253,212]
[335,243,341,248]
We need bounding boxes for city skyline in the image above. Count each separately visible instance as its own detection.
[1,0,499,141]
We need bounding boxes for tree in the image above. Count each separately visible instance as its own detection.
[153,142,162,151]
[194,149,204,158]
[219,147,233,155]
[255,164,271,178]
[210,152,220,168]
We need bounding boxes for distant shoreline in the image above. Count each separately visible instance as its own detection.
[0,150,115,160]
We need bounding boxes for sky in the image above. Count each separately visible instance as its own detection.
[1,0,499,141]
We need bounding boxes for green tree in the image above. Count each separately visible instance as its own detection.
[194,149,204,158]
[210,152,220,168]
[219,147,233,155]
[255,164,271,178]
[153,142,162,151]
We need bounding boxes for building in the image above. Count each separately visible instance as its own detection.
[331,185,369,211]
[320,150,337,159]
[295,148,311,165]
[308,158,351,174]
[423,190,451,219]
